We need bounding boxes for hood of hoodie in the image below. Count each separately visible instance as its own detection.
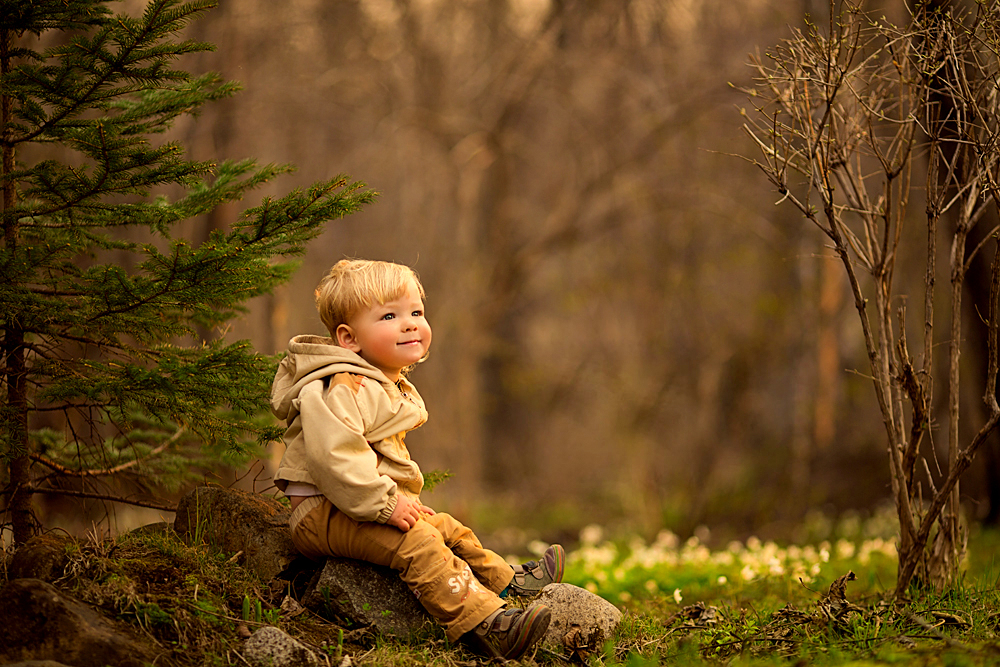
[271,334,410,422]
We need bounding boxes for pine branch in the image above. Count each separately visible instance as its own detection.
[9,0,218,146]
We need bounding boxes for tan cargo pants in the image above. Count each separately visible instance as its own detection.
[289,496,512,641]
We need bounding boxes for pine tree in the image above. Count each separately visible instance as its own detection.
[1,0,376,544]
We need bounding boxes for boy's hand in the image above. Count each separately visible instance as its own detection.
[387,495,423,532]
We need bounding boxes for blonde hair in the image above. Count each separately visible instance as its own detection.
[315,259,425,339]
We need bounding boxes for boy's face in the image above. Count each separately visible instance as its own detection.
[335,278,432,382]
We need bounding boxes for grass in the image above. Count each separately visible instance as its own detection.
[563,520,1000,666]
[2,515,999,666]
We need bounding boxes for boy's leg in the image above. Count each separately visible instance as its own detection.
[290,498,503,641]
[424,512,514,595]
[425,512,566,598]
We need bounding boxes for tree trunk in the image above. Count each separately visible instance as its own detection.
[1,26,35,544]
[960,206,1000,524]
[917,0,971,588]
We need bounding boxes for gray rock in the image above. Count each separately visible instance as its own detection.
[172,487,438,638]
[536,583,623,655]
[173,486,300,581]
[301,557,437,638]
[0,578,153,667]
[243,626,320,667]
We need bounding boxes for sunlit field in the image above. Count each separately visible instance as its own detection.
[550,510,1000,666]
[565,512,899,607]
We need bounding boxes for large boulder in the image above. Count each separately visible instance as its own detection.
[300,557,437,638]
[536,583,623,657]
[172,486,435,637]
[0,578,154,667]
[173,485,300,581]
[8,534,72,582]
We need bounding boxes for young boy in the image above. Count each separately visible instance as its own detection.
[271,259,564,660]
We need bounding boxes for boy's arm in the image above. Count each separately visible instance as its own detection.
[298,379,398,524]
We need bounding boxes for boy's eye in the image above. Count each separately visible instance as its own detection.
[412,310,423,317]
[381,313,395,320]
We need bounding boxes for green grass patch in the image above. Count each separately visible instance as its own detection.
[564,523,1000,666]
[4,520,1000,665]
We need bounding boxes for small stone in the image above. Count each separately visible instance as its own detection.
[243,626,320,667]
[535,583,623,656]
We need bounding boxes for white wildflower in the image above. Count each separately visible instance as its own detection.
[835,539,855,560]
[673,588,683,604]
[578,544,617,570]
[711,551,735,566]
[655,530,680,550]
[681,545,711,564]
[579,524,604,546]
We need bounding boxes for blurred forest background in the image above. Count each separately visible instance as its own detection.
[92,0,1000,545]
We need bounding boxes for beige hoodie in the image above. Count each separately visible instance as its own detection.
[270,335,428,523]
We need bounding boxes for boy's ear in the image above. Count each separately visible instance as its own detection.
[336,323,362,352]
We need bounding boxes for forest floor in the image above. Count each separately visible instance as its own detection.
[2,510,999,666]
[565,517,1000,666]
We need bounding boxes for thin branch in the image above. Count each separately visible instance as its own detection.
[28,427,186,477]
[25,485,176,513]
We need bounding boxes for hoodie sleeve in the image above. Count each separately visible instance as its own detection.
[298,377,398,523]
